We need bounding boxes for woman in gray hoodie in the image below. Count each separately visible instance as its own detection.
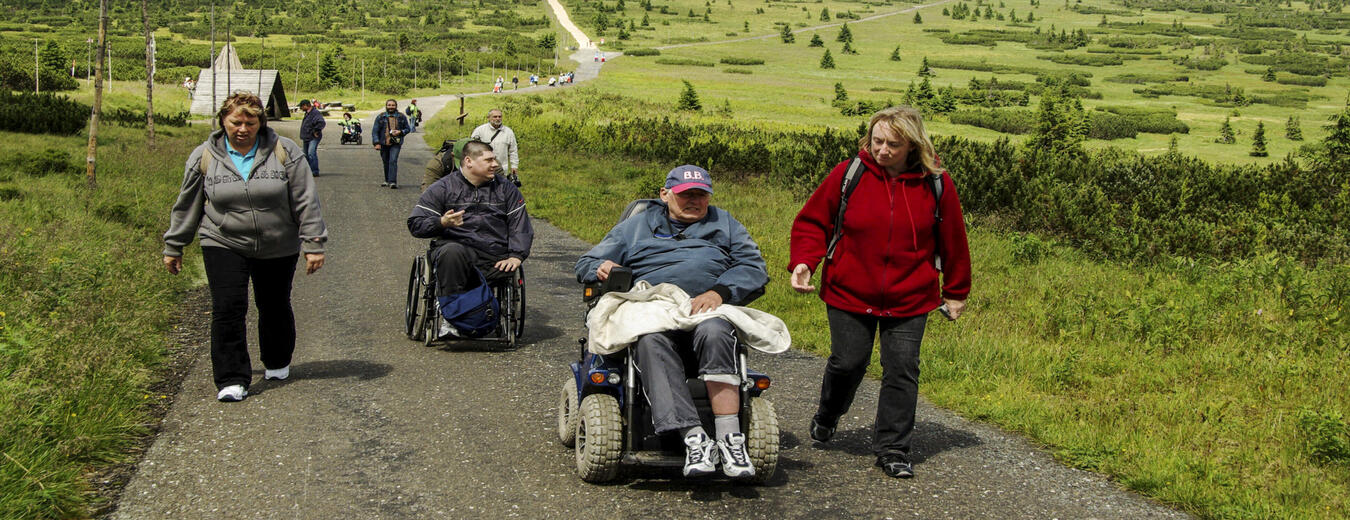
[163,92,328,402]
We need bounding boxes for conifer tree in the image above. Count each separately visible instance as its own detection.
[1286,116,1303,141]
[677,80,702,111]
[780,24,795,43]
[1216,117,1236,144]
[842,41,857,54]
[837,23,852,43]
[913,12,923,23]
[1263,67,1276,82]
[820,7,830,21]
[820,49,836,69]
[809,33,824,47]
[890,46,902,61]
[917,56,934,77]
[1324,107,1350,161]
[834,82,849,102]
[1250,121,1269,157]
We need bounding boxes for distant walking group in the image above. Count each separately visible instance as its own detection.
[163,89,968,483]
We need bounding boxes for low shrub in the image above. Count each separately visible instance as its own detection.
[654,57,715,67]
[0,148,79,178]
[624,47,661,56]
[1040,53,1127,66]
[1104,73,1189,84]
[1275,74,1328,87]
[0,91,89,136]
[104,108,190,128]
[718,57,765,65]
[722,67,753,74]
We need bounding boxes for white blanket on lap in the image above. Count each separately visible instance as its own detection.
[586,281,791,355]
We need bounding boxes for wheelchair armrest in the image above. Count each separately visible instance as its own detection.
[582,266,634,303]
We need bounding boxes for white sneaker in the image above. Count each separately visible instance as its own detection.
[438,320,460,339]
[717,433,756,478]
[683,432,719,477]
[216,385,247,402]
[264,365,290,380]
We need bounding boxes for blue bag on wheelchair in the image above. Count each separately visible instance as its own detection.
[437,270,499,338]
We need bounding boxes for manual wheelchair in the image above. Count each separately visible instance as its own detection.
[403,244,525,349]
[555,199,780,484]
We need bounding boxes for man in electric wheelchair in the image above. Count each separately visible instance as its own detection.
[572,165,786,481]
[407,140,533,340]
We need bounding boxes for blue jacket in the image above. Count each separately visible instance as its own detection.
[299,108,325,139]
[407,170,534,260]
[575,202,768,305]
[371,110,410,147]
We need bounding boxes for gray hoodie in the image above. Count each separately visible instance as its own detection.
[163,127,327,259]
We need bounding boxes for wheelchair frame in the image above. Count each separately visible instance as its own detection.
[404,247,525,349]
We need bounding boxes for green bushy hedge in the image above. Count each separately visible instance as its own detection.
[655,57,714,67]
[104,108,190,128]
[0,91,88,135]
[624,48,661,56]
[1040,53,1128,66]
[718,57,765,65]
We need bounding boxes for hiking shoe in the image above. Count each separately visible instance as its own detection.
[216,385,247,402]
[264,365,290,380]
[682,432,719,477]
[380,182,389,187]
[876,455,914,479]
[437,320,460,339]
[389,183,398,189]
[717,433,756,479]
[809,417,836,443]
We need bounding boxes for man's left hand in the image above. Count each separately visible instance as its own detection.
[495,257,522,272]
[689,290,723,315]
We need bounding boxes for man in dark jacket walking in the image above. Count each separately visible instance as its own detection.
[298,99,326,177]
[373,99,411,188]
[407,141,534,338]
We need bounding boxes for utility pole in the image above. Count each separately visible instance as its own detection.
[414,57,419,90]
[210,2,216,128]
[226,25,231,96]
[258,36,264,96]
[86,38,92,82]
[361,59,365,102]
[34,39,39,94]
[86,0,108,190]
[294,53,300,101]
[143,0,155,146]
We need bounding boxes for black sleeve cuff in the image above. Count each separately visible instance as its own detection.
[711,285,733,303]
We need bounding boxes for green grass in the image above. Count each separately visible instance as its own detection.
[426,100,1350,519]
[0,123,207,518]
[573,0,1350,166]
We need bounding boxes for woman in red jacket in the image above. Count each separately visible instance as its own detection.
[789,106,971,479]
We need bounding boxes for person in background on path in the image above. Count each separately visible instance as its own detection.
[788,106,971,479]
[511,75,519,90]
[406,99,422,133]
[470,108,520,186]
[548,76,557,87]
[493,76,504,93]
[574,165,768,480]
[529,73,538,87]
[373,98,411,189]
[298,99,326,177]
[162,91,328,403]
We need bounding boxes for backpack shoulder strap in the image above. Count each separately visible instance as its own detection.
[825,157,866,261]
[198,151,212,176]
[926,171,946,272]
[274,142,289,165]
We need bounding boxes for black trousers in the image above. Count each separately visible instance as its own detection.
[429,241,509,298]
[202,247,298,390]
[815,306,927,459]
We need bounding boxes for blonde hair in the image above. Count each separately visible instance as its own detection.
[216,91,266,128]
[858,106,939,175]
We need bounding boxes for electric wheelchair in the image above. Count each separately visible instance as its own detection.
[404,244,525,349]
[555,200,780,484]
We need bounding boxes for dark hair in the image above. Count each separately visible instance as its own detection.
[298,99,312,108]
[462,140,494,160]
[385,98,398,106]
[216,91,266,128]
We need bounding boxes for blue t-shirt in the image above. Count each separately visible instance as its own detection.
[227,140,259,180]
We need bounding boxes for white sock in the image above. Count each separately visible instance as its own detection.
[681,426,708,440]
[714,414,740,439]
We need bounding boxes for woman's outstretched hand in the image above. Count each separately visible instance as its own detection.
[790,263,816,293]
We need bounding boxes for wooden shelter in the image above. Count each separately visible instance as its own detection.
[189,44,289,119]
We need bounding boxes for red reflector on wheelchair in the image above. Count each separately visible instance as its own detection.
[755,377,771,390]
[589,372,607,384]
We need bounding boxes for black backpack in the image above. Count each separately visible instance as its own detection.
[825,157,946,271]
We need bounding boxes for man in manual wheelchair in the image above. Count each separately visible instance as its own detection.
[405,140,533,346]
[564,165,788,483]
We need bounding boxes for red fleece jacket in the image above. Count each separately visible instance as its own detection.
[789,149,971,318]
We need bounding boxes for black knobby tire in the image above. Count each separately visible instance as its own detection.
[575,394,623,483]
[557,376,579,447]
[509,269,525,343]
[746,397,780,485]
[405,257,425,340]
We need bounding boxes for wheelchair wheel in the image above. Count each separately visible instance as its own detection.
[746,397,780,485]
[575,393,623,483]
[506,269,525,346]
[405,256,426,340]
[557,376,579,447]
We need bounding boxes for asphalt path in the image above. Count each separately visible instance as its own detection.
[110,87,1190,518]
